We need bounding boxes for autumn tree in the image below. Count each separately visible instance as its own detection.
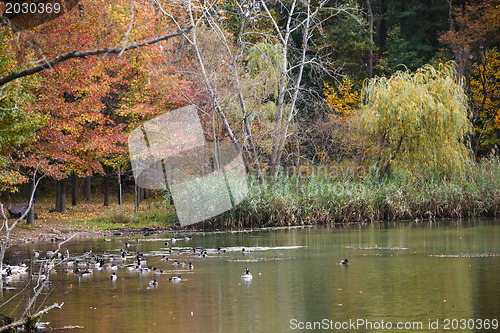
[359,62,472,179]
[440,0,500,76]
[1,0,193,210]
[468,48,500,156]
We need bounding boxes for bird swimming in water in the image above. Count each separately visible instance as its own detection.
[169,275,181,282]
[241,267,252,279]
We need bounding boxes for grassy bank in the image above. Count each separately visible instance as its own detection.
[197,156,500,229]
[7,157,500,232]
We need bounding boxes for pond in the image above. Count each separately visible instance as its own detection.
[2,218,500,332]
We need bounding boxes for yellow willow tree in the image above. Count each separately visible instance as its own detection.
[359,62,472,179]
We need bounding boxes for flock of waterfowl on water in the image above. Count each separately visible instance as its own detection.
[0,237,270,289]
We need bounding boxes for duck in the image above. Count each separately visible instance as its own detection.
[75,260,87,268]
[32,270,47,281]
[187,262,194,270]
[110,272,117,281]
[102,262,119,271]
[45,251,55,259]
[242,248,250,255]
[153,267,164,274]
[184,236,192,241]
[340,259,349,265]
[149,278,158,286]
[241,267,252,279]
[9,264,28,275]
[74,268,93,276]
[217,247,226,253]
[169,275,181,282]
[173,260,182,267]
[124,264,137,271]
[161,256,169,262]
[139,266,152,273]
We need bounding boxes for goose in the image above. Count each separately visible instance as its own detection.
[136,255,147,266]
[169,275,181,282]
[110,272,117,281]
[241,267,252,279]
[149,278,158,287]
[110,251,127,261]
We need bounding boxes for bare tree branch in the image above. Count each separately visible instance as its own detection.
[0,302,64,332]
[0,26,193,86]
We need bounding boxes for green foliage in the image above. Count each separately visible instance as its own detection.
[0,29,45,190]
[385,0,448,70]
[359,61,472,180]
[247,42,282,99]
[385,25,423,71]
[316,1,370,81]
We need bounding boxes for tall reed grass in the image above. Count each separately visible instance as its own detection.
[196,156,500,229]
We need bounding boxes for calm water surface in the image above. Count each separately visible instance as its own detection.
[2,218,500,332]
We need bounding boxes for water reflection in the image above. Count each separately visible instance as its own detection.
[1,218,499,332]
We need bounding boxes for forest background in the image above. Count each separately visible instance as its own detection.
[0,0,499,230]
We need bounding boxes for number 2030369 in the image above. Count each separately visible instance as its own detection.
[3,1,61,15]
[442,318,498,330]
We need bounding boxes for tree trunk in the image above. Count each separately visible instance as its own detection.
[103,174,109,207]
[366,0,374,79]
[84,175,91,201]
[378,0,387,54]
[55,179,66,213]
[447,0,453,31]
[26,179,35,224]
[134,185,139,212]
[117,167,122,209]
[71,172,78,206]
